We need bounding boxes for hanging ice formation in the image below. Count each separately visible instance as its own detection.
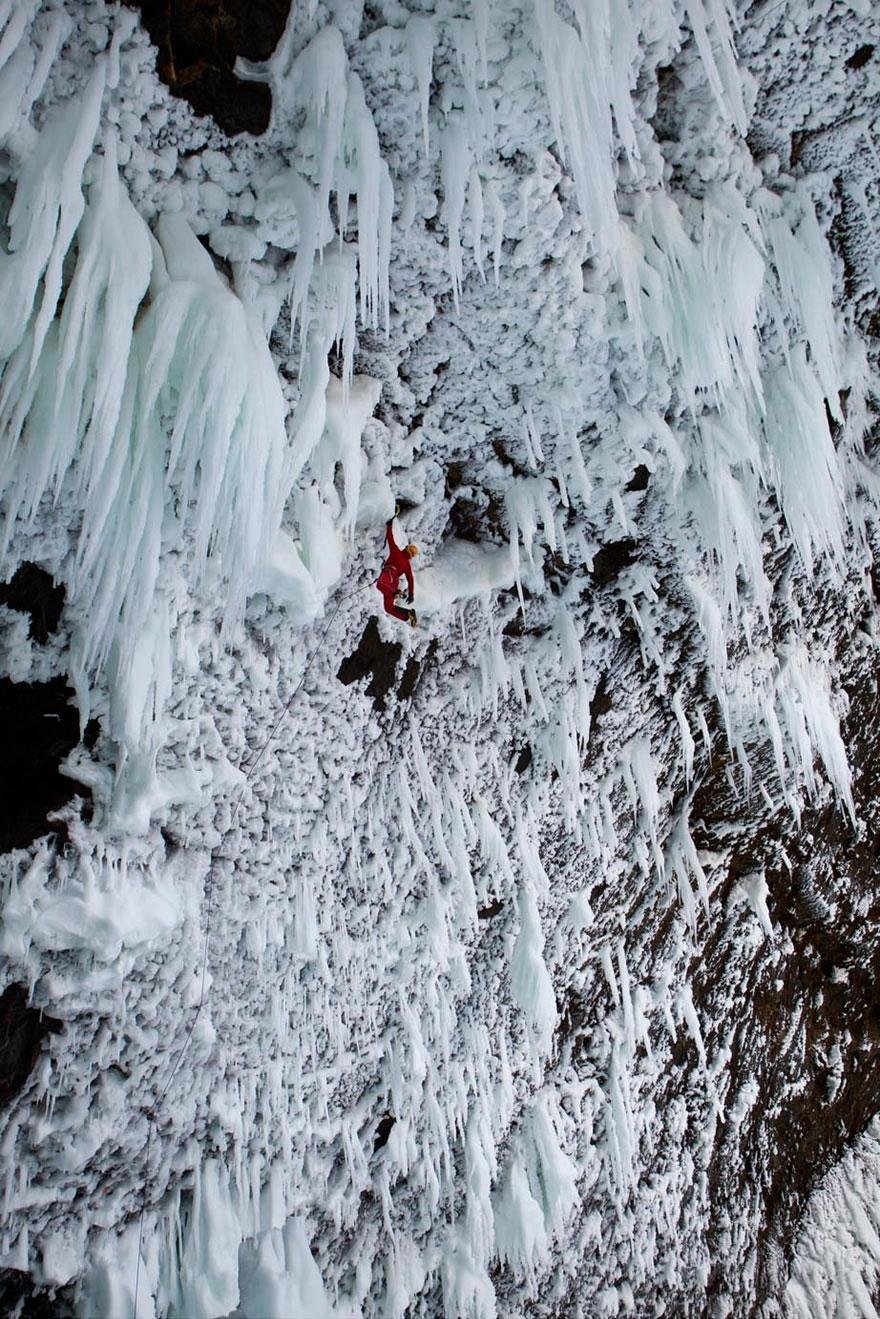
[0,4,397,825]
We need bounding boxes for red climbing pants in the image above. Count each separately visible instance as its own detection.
[378,584,410,621]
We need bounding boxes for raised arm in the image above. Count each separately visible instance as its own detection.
[385,519,399,553]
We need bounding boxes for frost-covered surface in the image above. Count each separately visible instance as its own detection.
[786,1119,880,1318]
[0,0,879,1315]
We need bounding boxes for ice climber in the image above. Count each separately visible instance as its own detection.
[377,516,419,626]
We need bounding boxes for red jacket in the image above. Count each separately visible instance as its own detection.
[377,522,414,600]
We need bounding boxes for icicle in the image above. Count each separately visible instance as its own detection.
[616,941,637,1057]
[615,220,647,359]
[18,10,71,131]
[736,869,774,939]
[675,983,707,1068]
[554,605,590,736]
[319,373,381,541]
[378,165,393,335]
[406,15,434,160]
[273,25,348,232]
[441,1228,497,1318]
[690,406,771,625]
[774,647,855,823]
[604,1038,637,1201]
[55,138,151,504]
[144,213,291,630]
[514,813,549,897]
[504,477,555,586]
[288,243,357,484]
[0,17,35,145]
[763,345,846,575]
[471,0,490,84]
[619,739,664,880]
[277,170,321,350]
[686,577,730,734]
[0,2,37,78]
[666,807,710,935]
[177,1160,242,1318]
[683,0,747,136]
[600,943,620,1006]
[672,688,696,787]
[528,1094,578,1238]
[510,888,556,1050]
[473,798,515,893]
[486,179,504,286]
[531,0,618,252]
[468,166,485,282]
[493,1151,547,1279]
[0,60,104,364]
[104,6,138,92]
[631,187,766,412]
[345,73,394,331]
[607,0,641,165]
[440,117,472,311]
[523,402,546,466]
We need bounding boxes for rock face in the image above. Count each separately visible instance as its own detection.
[0,675,85,853]
[123,0,290,135]
[0,567,87,852]
[0,564,65,646]
[0,1268,73,1319]
[0,985,63,1108]
[0,1,878,1316]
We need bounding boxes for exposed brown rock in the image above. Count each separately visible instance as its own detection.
[692,649,880,1311]
[123,0,291,136]
[0,563,65,646]
[0,676,86,853]
[0,985,63,1109]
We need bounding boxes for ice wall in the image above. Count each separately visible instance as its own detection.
[0,0,877,1316]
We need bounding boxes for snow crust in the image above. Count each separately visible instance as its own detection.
[785,1120,880,1318]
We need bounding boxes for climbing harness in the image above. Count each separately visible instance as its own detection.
[132,580,370,1317]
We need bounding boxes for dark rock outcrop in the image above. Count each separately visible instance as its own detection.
[123,0,290,136]
[0,676,85,853]
[0,563,65,645]
[373,1114,395,1152]
[0,1269,73,1318]
[590,539,638,587]
[0,985,63,1108]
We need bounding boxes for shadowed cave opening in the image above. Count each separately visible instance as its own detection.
[0,563,65,645]
[0,675,89,853]
[0,985,63,1109]
[0,565,93,853]
[123,0,291,136]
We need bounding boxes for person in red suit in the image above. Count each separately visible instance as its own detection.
[376,517,419,625]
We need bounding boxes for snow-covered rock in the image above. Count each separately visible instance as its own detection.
[0,0,878,1316]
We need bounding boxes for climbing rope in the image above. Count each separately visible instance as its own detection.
[133,579,371,1317]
